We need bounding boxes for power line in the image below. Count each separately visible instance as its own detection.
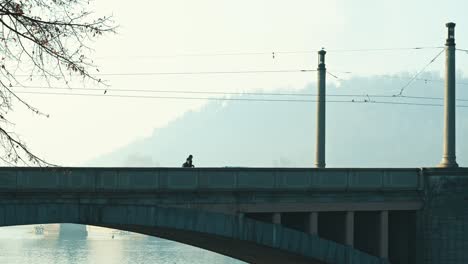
[326,47,444,53]
[12,85,331,96]
[15,69,316,77]
[93,69,317,76]
[327,71,340,79]
[94,46,445,59]
[395,48,445,96]
[401,95,468,102]
[97,51,271,59]
[13,90,468,108]
[329,70,468,86]
[12,91,348,102]
[10,85,468,102]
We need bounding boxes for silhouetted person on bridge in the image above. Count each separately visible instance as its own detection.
[182,155,195,168]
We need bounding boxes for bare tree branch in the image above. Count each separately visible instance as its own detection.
[0,0,115,166]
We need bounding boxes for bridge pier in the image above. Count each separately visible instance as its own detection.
[307,212,318,234]
[272,213,282,224]
[247,210,392,260]
[379,210,389,258]
[345,211,354,246]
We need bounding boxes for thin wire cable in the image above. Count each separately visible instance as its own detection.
[12,85,325,96]
[14,69,317,77]
[457,48,468,52]
[327,71,340,79]
[94,46,445,59]
[12,91,343,102]
[13,90,468,107]
[327,47,444,53]
[10,85,468,102]
[395,48,445,96]
[401,95,468,102]
[93,69,317,76]
[97,51,270,59]
[329,70,468,86]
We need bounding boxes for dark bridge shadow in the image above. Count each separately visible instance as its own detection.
[0,203,389,264]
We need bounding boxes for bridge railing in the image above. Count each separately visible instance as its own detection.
[0,167,422,192]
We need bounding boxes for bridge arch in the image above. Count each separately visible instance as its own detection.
[0,202,389,264]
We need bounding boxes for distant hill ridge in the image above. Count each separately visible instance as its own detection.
[88,73,468,168]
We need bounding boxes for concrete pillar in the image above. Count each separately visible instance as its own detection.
[379,211,389,258]
[308,212,318,234]
[439,22,459,168]
[272,213,281,225]
[345,211,354,246]
[315,49,326,168]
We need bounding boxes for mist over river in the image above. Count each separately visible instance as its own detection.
[0,225,244,264]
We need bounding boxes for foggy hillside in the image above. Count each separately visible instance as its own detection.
[88,72,468,168]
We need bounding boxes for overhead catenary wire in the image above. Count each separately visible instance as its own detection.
[9,85,468,102]
[326,47,468,93]
[328,70,468,86]
[8,45,468,106]
[13,91,468,108]
[326,46,445,53]
[395,48,445,96]
[14,46,464,79]
[91,69,317,76]
[14,69,317,77]
[400,95,468,102]
[94,46,446,59]
[326,71,340,79]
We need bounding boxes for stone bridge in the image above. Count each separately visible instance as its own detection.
[0,167,466,263]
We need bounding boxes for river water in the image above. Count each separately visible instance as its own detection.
[0,225,245,264]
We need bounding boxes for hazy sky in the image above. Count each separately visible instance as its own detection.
[7,0,468,165]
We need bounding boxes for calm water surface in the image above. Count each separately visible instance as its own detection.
[0,226,245,264]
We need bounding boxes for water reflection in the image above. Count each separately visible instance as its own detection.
[0,225,244,264]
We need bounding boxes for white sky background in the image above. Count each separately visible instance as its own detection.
[6,0,468,165]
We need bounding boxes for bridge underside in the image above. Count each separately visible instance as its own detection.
[108,224,322,264]
[0,202,388,264]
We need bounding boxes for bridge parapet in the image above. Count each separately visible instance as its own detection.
[0,167,422,192]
